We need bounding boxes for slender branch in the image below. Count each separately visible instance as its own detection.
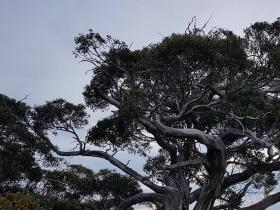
[162,90,207,122]
[162,97,220,122]
[163,158,206,170]
[239,192,280,210]
[222,162,280,189]
[37,132,168,193]
[236,181,252,200]
[214,182,252,209]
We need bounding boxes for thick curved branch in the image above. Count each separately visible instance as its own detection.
[223,162,280,189]
[154,115,225,151]
[220,128,246,145]
[245,130,273,148]
[194,147,226,210]
[221,128,272,146]
[239,192,280,210]
[39,134,168,194]
[95,88,121,108]
[116,193,165,210]
[221,128,275,158]
[190,161,280,204]
[95,89,224,152]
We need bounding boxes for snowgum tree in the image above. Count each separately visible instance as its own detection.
[2,18,280,210]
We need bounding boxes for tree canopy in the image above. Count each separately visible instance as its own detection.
[2,18,280,210]
[0,94,58,191]
[0,95,141,209]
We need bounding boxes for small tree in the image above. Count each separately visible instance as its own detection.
[42,165,141,209]
[0,96,141,209]
[0,94,59,192]
[2,19,280,210]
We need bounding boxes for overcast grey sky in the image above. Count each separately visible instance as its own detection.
[1,1,280,209]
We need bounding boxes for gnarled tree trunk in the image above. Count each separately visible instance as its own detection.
[194,147,226,210]
[166,169,190,210]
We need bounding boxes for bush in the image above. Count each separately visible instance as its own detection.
[36,195,94,210]
[0,192,45,210]
[0,192,96,210]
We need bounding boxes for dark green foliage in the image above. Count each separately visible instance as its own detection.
[143,151,168,182]
[80,30,250,116]
[72,18,280,209]
[119,88,147,122]
[86,115,132,148]
[33,99,89,131]
[252,173,278,195]
[0,95,58,190]
[42,165,97,200]
[2,18,280,209]
[95,169,141,209]
[86,114,150,155]
[0,94,141,209]
[41,165,141,210]
[37,195,94,210]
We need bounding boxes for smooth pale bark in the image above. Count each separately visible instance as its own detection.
[194,147,226,210]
